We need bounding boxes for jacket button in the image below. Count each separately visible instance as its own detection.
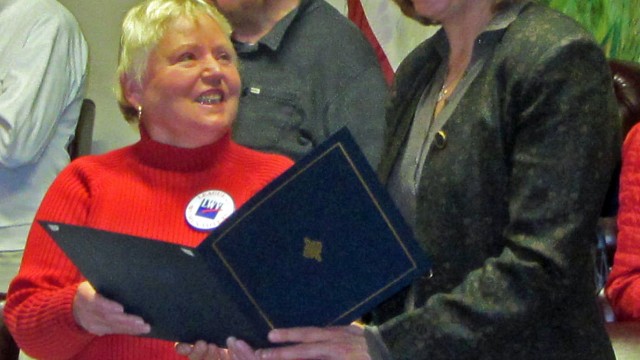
[434,130,447,149]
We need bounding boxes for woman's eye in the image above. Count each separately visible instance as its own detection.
[177,52,196,62]
[217,52,233,64]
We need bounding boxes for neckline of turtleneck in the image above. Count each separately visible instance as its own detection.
[132,128,234,172]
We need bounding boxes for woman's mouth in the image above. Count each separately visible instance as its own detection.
[196,91,223,105]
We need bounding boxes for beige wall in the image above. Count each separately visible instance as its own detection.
[59,0,141,154]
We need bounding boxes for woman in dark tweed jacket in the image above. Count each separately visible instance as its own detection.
[227,1,620,359]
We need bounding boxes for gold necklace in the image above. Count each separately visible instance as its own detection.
[437,83,453,103]
[437,69,467,103]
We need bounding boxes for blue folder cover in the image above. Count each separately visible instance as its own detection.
[41,127,431,348]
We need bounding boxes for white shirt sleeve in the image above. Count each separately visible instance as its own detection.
[0,10,88,167]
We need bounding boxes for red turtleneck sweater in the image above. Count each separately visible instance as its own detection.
[4,132,293,359]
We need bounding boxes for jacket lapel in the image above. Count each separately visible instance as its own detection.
[378,40,443,183]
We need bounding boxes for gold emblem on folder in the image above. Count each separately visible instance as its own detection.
[303,237,323,262]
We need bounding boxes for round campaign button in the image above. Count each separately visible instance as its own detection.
[185,190,235,231]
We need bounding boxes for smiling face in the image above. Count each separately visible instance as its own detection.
[124,13,241,148]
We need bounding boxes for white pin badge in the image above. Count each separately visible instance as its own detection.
[185,190,235,231]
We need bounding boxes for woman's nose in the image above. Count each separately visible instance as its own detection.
[202,56,223,81]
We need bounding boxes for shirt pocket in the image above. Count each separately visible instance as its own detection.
[234,84,308,151]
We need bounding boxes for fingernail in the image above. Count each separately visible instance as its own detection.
[227,336,236,348]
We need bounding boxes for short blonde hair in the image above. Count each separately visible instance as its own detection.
[115,0,232,122]
[391,0,523,25]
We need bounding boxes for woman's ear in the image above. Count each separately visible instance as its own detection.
[121,74,143,109]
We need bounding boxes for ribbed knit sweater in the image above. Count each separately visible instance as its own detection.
[4,131,293,359]
[607,124,640,320]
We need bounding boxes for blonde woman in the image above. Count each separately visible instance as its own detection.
[4,0,292,358]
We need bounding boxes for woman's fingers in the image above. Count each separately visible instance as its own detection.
[256,325,369,360]
[226,337,260,359]
[268,324,364,343]
[175,340,230,360]
[72,281,150,336]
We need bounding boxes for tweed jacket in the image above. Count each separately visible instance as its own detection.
[374,3,620,359]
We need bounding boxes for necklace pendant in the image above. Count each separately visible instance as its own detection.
[437,88,448,102]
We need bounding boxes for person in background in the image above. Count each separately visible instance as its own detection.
[3,0,292,358]
[606,123,640,320]
[0,0,88,293]
[222,0,620,359]
[207,0,387,167]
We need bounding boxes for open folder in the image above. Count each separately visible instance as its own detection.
[41,127,431,348]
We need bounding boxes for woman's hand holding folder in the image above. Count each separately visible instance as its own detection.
[73,281,151,336]
[226,323,370,360]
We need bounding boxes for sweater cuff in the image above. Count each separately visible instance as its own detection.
[57,284,87,332]
[364,325,393,360]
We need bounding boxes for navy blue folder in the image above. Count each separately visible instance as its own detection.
[41,127,431,348]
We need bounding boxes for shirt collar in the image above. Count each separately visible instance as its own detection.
[233,2,302,54]
[486,0,530,31]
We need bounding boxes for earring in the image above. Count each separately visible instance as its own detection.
[137,106,142,121]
